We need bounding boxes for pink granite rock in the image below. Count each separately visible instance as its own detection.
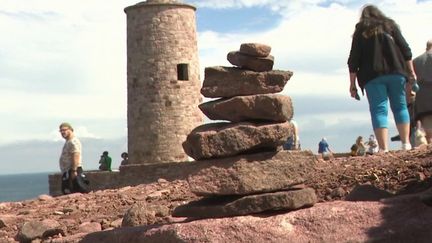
[199,94,293,122]
[172,188,317,218]
[227,51,274,72]
[122,202,157,227]
[81,193,432,243]
[17,219,64,242]
[187,150,316,196]
[78,222,102,234]
[182,121,294,160]
[239,43,272,57]
[201,66,293,98]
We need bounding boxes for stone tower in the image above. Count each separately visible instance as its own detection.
[124,0,202,164]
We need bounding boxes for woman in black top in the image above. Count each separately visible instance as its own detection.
[347,4,416,152]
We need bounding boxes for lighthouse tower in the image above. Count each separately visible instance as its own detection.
[124,0,202,164]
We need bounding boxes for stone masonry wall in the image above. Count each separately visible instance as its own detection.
[125,0,203,165]
[48,163,203,196]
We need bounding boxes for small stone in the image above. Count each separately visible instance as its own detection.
[239,43,272,57]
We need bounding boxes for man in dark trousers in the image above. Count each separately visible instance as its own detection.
[59,122,89,194]
[413,39,432,144]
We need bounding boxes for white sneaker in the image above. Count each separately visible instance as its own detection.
[401,143,412,151]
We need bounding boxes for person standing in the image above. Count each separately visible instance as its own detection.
[59,122,89,194]
[347,4,416,152]
[283,120,301,150]
[413,39,432,144]
[318,138,333,161]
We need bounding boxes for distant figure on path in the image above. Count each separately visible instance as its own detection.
[366,134,379,155]
[347,4,416,153]
[59,122,89,194]
[120,152,129,166]
[99,151,112,171]
[351,136,366,156]
[283,120,301,150]
[317,138,333,161]
[414,39,432,144]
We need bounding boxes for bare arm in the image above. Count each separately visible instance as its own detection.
[406,60,417,82]
[349,72,358,98]
[71,152,80,178]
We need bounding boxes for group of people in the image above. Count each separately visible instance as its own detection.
[97,151,129,171]
[346,4,432,205]
[347,5,432,153]
[350,135,379,156]
[56,4,431,196]
[57,122,129,194]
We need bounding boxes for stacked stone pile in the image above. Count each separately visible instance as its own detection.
[176,43,318,219]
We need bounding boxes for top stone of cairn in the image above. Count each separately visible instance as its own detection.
[239,43,272,57]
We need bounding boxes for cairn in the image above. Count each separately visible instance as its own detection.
[175,43,317,219]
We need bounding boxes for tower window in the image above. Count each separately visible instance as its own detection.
[177,63,189,81]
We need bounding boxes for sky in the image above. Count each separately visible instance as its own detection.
[0,0,431,174]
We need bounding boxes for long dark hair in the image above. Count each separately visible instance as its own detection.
[356,4,398,38]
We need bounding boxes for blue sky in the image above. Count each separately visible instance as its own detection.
[0,0,431,174]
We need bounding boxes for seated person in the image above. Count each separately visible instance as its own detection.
[99,151,112,171]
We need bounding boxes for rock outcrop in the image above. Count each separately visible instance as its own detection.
[82,192,432,243]
[2,146,432,242]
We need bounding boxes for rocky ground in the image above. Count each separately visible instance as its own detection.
[1,145,432,242]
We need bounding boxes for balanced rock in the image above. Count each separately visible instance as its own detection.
[172,188,317,218]
[199,94,293,122]
[188,150,316,196]
[201,66,293,98]
[182,121,293,160]
[227,51,274,72]
[239,43,271,57]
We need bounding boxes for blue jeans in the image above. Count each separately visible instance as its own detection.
[365,74,409,129]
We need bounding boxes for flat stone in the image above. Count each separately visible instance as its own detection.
[172,188,317,218]
[199,94,293,122]
[227,51,274,72]
[239,43,272,57]
[201,66,293,98]
[182,121,293,160]
[187,150,317,196]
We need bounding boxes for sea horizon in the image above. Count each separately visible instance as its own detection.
[0,172,52,203]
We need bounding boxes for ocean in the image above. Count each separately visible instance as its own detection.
[0,172,50,202]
